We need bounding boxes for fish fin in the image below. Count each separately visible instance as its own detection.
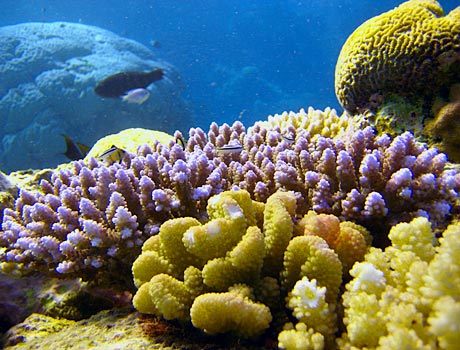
[61,134,84,160]
[76,142,91,156]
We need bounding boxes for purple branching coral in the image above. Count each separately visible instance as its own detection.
[1,119,459,288]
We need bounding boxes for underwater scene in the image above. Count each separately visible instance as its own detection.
[0,0,460,349]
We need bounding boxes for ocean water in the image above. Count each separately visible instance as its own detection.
[0,0,458,170]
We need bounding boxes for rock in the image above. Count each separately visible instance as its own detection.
[0,22,191,172]
[3,308,264,349]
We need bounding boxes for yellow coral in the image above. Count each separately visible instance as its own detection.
[339,218,460,349]
[147,273,194,321]
[286,277,336,345]
[387,216,435,262]
[299,211,370,273]
[182,191,252,262]
[263,191,297,275]
[202,226,265,290]
[131,189,369,340]
[428,296,460,350]
[255,107,358,139]
[282,235,342,304]
[190,285,272,338]
[335,0,460,114]
[85,128,175,160]
[278,322,325,350]
[131,250,170,288]
[422,222,460,300]
[158,217,201,276]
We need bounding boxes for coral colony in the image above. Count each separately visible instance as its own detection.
[1,111,459,283]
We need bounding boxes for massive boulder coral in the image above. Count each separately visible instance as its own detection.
[0,22,191,171]
[132,190,369,339]
[335,0,460,114]
[338,217,460,350]
[1,111,459,287]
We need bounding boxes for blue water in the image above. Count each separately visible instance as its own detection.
[1,0,456,127]
[0,0,458,171]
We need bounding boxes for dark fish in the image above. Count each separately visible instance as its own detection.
[94,69,164,98]
[150,40,162,48]
[62,134,90,160]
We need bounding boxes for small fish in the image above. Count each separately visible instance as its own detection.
[122,88,151,104]
[94,69,163,99]
[149,40,162,48]
[216,143,243,155]
[96,145,127,164]
[175,136,187,150]
[281,134,295,144]
[62,134,90,160]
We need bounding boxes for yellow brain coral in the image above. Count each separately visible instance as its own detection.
[335,0,460,114]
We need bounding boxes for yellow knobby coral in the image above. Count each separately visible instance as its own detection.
[286,277,336,346]
[278,322,325,350]
[158,217,201,277]
[190,285,272,338]
[281,235,342,304]
[263,191,297,276]
[131,190,269,332]
[255,107,358,140]
[299,211,371,273]
[132,265,204,321]
[132,189,361,339]
[339,217,460,349]
[202,226,265,290]
[335,0,460,114]
[182,191,253,263]
[428,296,460,350]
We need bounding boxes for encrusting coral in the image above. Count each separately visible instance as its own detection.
[335,0,460,114]
[132,189,370,339]
[1,109,459,288]
[338,217,460,350]
[84,128,176,160]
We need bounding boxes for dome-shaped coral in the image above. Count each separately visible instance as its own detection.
[335,0,460,114]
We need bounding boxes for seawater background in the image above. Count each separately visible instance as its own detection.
[1,0,459,135]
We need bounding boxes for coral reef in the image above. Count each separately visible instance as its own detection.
[338,217,460,350]
[335,0,460,114]
[0,22,191,171]
[132,190,370,339]
[1,113,459,288]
